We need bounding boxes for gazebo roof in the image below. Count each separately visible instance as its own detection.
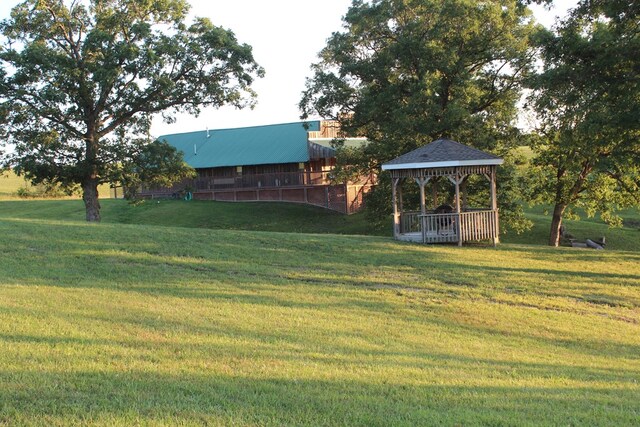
[381,138,503,170]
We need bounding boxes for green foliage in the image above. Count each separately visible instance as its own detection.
[362,173,394,229]
[527,0,640,245]
[328,140,373,185]
[15,182,73,199]
[300,0,537,233]
[118,140,196,200]
[0,213,639,424]
[495,152,534,234]
[0,0,263,221]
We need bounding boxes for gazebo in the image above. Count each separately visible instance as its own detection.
[381,139,503,246]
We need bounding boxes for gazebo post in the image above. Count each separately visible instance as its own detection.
[391,177,400,238]
[431,177,439,208]
[415,177,429,243]
[449,172,464,247]
[461,177,468,211]
[455,174,462,247]
[490,165,499,246]
[398,179,404,214]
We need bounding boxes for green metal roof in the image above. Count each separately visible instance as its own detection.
[310,137,368,149]
[157,121,322,169]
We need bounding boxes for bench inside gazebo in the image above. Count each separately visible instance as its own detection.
[381,139,503,246]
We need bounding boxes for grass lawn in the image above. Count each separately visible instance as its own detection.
[504,205,640,252]
[0,171,28,199]
[1,206,639,424]
[1,197,639,251]
[0,170,112,200]
[0,198,384,236]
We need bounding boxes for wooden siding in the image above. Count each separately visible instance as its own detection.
[307,120,342,139]
[308,141,336,160]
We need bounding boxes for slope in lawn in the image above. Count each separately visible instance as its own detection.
[0,198,386,236]
[2,198,639,251]
[1,217,638,425]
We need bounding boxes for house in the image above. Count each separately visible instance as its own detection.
[139,120,372,214]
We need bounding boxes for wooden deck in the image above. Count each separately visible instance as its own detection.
[139,180,371,215]
[398,210,499,244]
[139,167,376,214]
[192,170,332,191]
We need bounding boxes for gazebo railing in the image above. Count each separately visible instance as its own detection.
[421,212,459,243]
[399,209,498,243]
[459,210,499,242]
[400,210,422,233]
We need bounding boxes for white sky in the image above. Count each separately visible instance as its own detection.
[0,0,577,138]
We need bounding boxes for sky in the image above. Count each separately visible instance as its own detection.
[0,0,577,138]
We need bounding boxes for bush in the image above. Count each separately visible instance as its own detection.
[16,183,72,199]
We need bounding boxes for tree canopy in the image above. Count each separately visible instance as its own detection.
[0,0,263,221]
[527,0,640,246]
[300,0,537,232]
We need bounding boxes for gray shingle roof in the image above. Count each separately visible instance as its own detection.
[382,139,503,170]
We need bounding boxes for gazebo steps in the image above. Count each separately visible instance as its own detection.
[397,231,459,243]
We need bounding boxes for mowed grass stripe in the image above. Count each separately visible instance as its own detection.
[0,217,638,425]
[2,198,640,251]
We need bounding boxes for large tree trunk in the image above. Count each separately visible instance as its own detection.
[548,202,566,247]
[549,162,591,247]
[82,128,102,222]
[82,179,101,222]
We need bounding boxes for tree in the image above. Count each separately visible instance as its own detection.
[528,0,640,246]
[0,0,263,221]
[300,0,537,233]
[117,139,196,201]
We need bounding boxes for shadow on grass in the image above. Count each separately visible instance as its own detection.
[3,329,639,381]
[2,218,640,424]
[2,218,639,311]
[1,364,638,425]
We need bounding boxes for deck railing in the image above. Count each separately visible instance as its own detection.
[193,171,333,191]
[399,209,498,243]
